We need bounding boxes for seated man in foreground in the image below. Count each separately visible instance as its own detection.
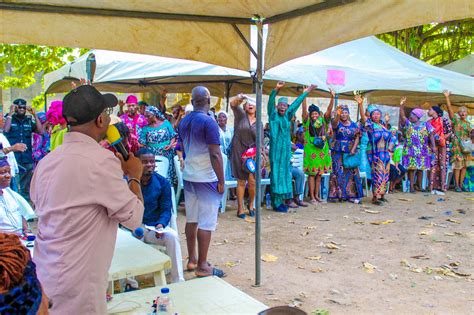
[0,145,32,236]
[136,148,184,283]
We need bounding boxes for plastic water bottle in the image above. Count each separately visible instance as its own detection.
[157,287,172,314]
[265,193,271,209]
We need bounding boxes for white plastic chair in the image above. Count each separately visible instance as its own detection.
[154,155,170,178]
[221,154,238,213]
[359,171,370,196]
[173,155,184,205]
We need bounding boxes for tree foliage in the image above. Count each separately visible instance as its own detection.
[0,44,86,109]
[377,18,473,66]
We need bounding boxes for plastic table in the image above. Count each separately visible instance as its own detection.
[107,276,268,314]
[108,228,172,293]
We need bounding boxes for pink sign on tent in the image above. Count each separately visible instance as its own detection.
[326,69,346,86]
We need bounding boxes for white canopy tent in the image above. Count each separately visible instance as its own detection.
[2,0,473,285]
[264,36,474,112]
[443,54,474,76]
[44,49,252,98]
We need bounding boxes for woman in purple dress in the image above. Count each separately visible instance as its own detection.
[328,102,363,203]
[399,97,435,193]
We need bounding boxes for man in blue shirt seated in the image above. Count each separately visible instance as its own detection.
[136,148,184,283]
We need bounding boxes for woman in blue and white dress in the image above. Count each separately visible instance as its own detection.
[217,111,234,181]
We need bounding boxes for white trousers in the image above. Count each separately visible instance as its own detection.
[144,226,184,283]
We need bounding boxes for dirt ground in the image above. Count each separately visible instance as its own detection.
[174,191,474,314]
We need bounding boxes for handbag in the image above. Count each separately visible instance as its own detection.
[310,121,325,149]
[343,151,361,169]
[460,138,472,153]
[313,137,325,149]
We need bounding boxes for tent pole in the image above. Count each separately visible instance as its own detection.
[254,20,264,287]
[225,82,231,112]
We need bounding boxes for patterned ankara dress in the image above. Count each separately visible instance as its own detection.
[303,117,332,176]
[362,120,393,196]
[268,89,309,208]
[401,118,433,171]
[328,121,363,201]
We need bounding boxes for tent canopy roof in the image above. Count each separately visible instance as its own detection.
[1,0,473,70]
[443,54,474,76]
[264,36,474,109]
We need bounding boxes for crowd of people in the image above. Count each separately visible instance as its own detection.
[0,81,472,313]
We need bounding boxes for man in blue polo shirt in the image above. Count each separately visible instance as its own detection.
[178,86,225,278]
[136,148,184,283]
[3,99,44,201]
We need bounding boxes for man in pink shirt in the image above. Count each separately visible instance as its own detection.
[31,85,145,314]
[120,95,147,153]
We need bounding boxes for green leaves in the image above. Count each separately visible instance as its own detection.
[377,19,473,66]
[0,44,87,109]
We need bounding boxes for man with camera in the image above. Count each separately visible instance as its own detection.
[3,98,45,201]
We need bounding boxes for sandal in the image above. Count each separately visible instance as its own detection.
[295,200,308,207]
[309,199,319,205]
[248,209,256,217]
[379,197,389,203]
[195,267,226,278]
[372,200,383,206]
[237,213,246,219]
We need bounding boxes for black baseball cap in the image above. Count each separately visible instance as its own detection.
[13,99,27,106]
[63,85,118,125]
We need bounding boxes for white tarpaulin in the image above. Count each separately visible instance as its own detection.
[264,36,474,110]
[443,54,474,76]
[44,49,251,96]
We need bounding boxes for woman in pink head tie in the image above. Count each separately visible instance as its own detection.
[119,95,147,153]
[47,100,68,151]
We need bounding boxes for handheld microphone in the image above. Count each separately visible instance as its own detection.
[106,124,129,161]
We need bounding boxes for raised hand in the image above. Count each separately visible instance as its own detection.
[354,95,364,105]
[303,84,317,93]
[400,97,407,106]
[329,88,336,98]
[276,81,285,91]
[443,90,451,98]
[384,112,390,122]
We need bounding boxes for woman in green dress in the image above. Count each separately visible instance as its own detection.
[302,90,334,204]
[268,81,316,212]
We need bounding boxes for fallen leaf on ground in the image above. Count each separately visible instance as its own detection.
[266,297,281,301]
[354,220,365,225]
[399,198,413,202]
[363,262,376,273]
[288,220,296,224]
[297,266,305,270]
[364,209,380,214]
[446,218,461,224]
[315,218,330,221]
[456,209,466,214]
[312,309,329,315]
[261,253,278,262]
[311,268,324,273]
[371,221,382,225]
[301,231,310,236]
[305,226,317,230]
[305,256,322,260]
[418,231,431,236]
[244,217,255,223]
[444,232,456,236]
[465,197,474,201]
[325,243,340,249]
[224,260,240,267]
[299,292,307,298]
[382,220,395,224]
[411,254,430,260]
[343,215,349,219]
